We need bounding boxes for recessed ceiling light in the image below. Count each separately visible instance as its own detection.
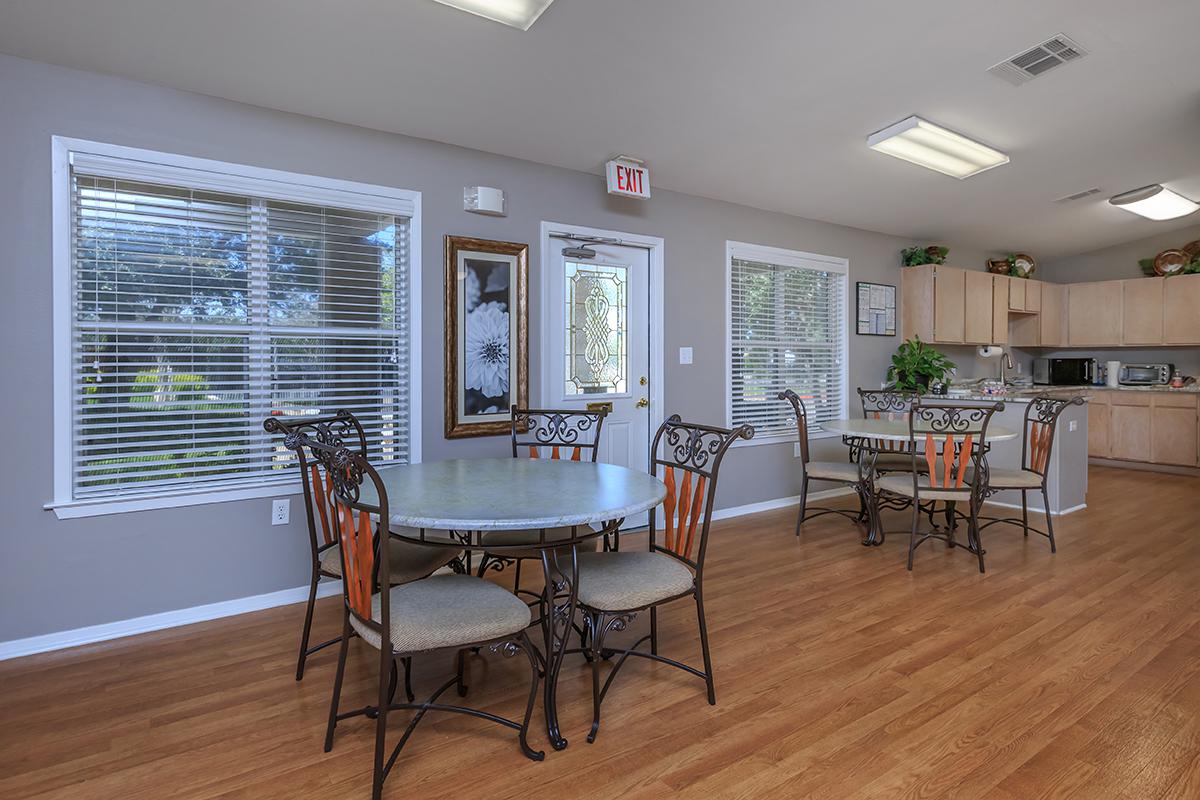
[1108,184,1199,221]
[430,0,556,30]
[867,116,1009,179]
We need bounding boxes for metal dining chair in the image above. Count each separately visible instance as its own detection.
[476,405,607,602]
[300,434,543,800]
[875,400,1003,572]
[976,395,1084,552]
[571,415,753,743]
[265,411,459,682]
[857,388,924,473]
[778,390,868,535]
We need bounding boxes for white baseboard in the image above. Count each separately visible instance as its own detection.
[983,499,1086,517]
[0,579,341,662]
[711,487,854,522]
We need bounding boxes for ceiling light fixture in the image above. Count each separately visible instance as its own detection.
[867,116,1009,179]
[1108,184,1199,221]
[430,0,556,30]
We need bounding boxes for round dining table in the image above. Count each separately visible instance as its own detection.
[820,418,1018,546]
[361,458,667,751]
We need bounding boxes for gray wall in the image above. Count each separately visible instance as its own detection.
[0,54,998,642]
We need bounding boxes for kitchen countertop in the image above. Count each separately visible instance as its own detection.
[927,383,1199,403]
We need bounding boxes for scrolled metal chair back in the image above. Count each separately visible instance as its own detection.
[1022,395,1084,477]
[264,411,368,556]
[510,405,607,462]
[859,388,917,453]
[777,389,810,464]
[649,415,753,570]
[294,432,392,646]
[908,400,1003,491]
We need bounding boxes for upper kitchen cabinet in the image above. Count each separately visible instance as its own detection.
[1008,278,1041,313]
[1122,277,1164,345]
[1039,282,1067,347]
[963,269,995,345]
[1068,280,1123,346]
[1164,273,1200,344]
[901,264,966,344]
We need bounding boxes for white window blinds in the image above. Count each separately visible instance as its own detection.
[728,245,848,439]
[69,167,413,502]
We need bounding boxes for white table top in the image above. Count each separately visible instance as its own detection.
[822,418,1019,443]
[362,458,667,532]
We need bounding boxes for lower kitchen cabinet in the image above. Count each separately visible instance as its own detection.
[1087,399,1110,458]
[1109,401,1152,462]
[1087,391,1199,467]
[1150,395,1199,467]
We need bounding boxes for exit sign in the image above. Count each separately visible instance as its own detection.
[606,159,651,199]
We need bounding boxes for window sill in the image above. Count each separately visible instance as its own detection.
[46,480,304,519]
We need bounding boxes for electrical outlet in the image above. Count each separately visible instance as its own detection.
[794,442,802,458]
[679,346,693,365]
[271,498,290,526]
[1015,362,1023,374]
[1068,420,1077,432]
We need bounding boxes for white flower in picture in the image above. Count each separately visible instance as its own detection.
[465,301,509,398]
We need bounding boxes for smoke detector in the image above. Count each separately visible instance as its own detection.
[988,34,1088,86]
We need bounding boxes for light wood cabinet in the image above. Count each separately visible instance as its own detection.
[1008,278,1025,312]
[1150,394,1198,467]
[933,266,966,344]
[1164,273,1200,344]
[1109,402,1152,462]
[1122,278,1164,345]
[991,275,1009,345]
[1039,282,1067,347]
[1025,280,1042,312]
[1087,395,1110,458]
[964,269,994,345]
[1068,281,1123,346]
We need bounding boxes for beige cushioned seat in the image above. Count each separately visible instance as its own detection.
[877,473,974,501]
[480,525,601,560]
[804,461,861,483]
[349,574,531,653]
[975,467,1043,489]
[321,532,457,585]
[869,452,929,472]
[576,551,695,612]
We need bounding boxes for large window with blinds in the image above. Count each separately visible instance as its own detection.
[726,241,848,442]
[52,140,420,515]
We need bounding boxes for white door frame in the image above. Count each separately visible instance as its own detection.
[538,220,665,458]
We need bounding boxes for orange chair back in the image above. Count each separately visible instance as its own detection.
[511,406,606,463]
[1022,395,1084,476]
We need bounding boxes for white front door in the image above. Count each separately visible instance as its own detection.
[544,235,652,500]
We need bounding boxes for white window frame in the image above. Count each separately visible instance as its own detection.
[47,137,423,518]
[725,240,849,447]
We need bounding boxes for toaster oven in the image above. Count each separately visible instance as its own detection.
[1119,363,1172,386]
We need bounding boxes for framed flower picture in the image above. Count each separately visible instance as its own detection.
[444,235,529,438]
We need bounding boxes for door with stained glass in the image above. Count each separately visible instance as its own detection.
[545,239,651,502]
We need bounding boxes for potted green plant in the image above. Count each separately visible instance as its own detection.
[901,245,949,267]
[886,337,956,393]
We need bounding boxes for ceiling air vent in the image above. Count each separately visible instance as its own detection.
[1054,187,1103,203]
[988,34,1088,86]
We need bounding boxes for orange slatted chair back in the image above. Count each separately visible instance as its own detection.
[511,407,605,463]
[309,464,337,546]
[333,490,375,620]
[871,409,910,452]
[659,466,709,560]
[923,433,973,489]
[1027,421,1053,473]
[527,444,582,461]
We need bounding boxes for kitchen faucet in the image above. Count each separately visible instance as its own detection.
[999,351,1015,385]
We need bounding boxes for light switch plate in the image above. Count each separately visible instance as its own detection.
[1068,420,1077,432]
[679,346,693,365]
[271,498,290,526]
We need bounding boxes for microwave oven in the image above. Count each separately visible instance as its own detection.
[1119,363,1172,386]
[1033,358,1094,386]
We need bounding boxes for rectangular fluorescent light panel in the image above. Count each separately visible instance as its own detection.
[1108,184,1199,221]
[867,116,1009,179]
[431,0,556,30]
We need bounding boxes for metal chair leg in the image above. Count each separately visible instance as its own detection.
[324,614,351,752]
[1021,491,1029,537]
[517,631,545,761]
[650,606,658,656]
[513,558,523,596]
[296,570,320,681]
[455,650,468,697]
[370,648,391,800]
[587,612,605,743]
[907,500,920,571]
[1043,486,1057,553]
[695,590,717,706]
[795,476,808,536]
[970,499,986,574]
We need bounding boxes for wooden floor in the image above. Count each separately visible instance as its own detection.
[3,466,1199,799]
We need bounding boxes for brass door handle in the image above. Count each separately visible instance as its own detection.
[635,397,649,409]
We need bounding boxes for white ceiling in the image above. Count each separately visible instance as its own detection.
[3,0,1199,257]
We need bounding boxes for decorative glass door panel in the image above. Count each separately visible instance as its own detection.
[565,262,628,396]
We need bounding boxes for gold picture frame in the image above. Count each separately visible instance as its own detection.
[443,235,529,439]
